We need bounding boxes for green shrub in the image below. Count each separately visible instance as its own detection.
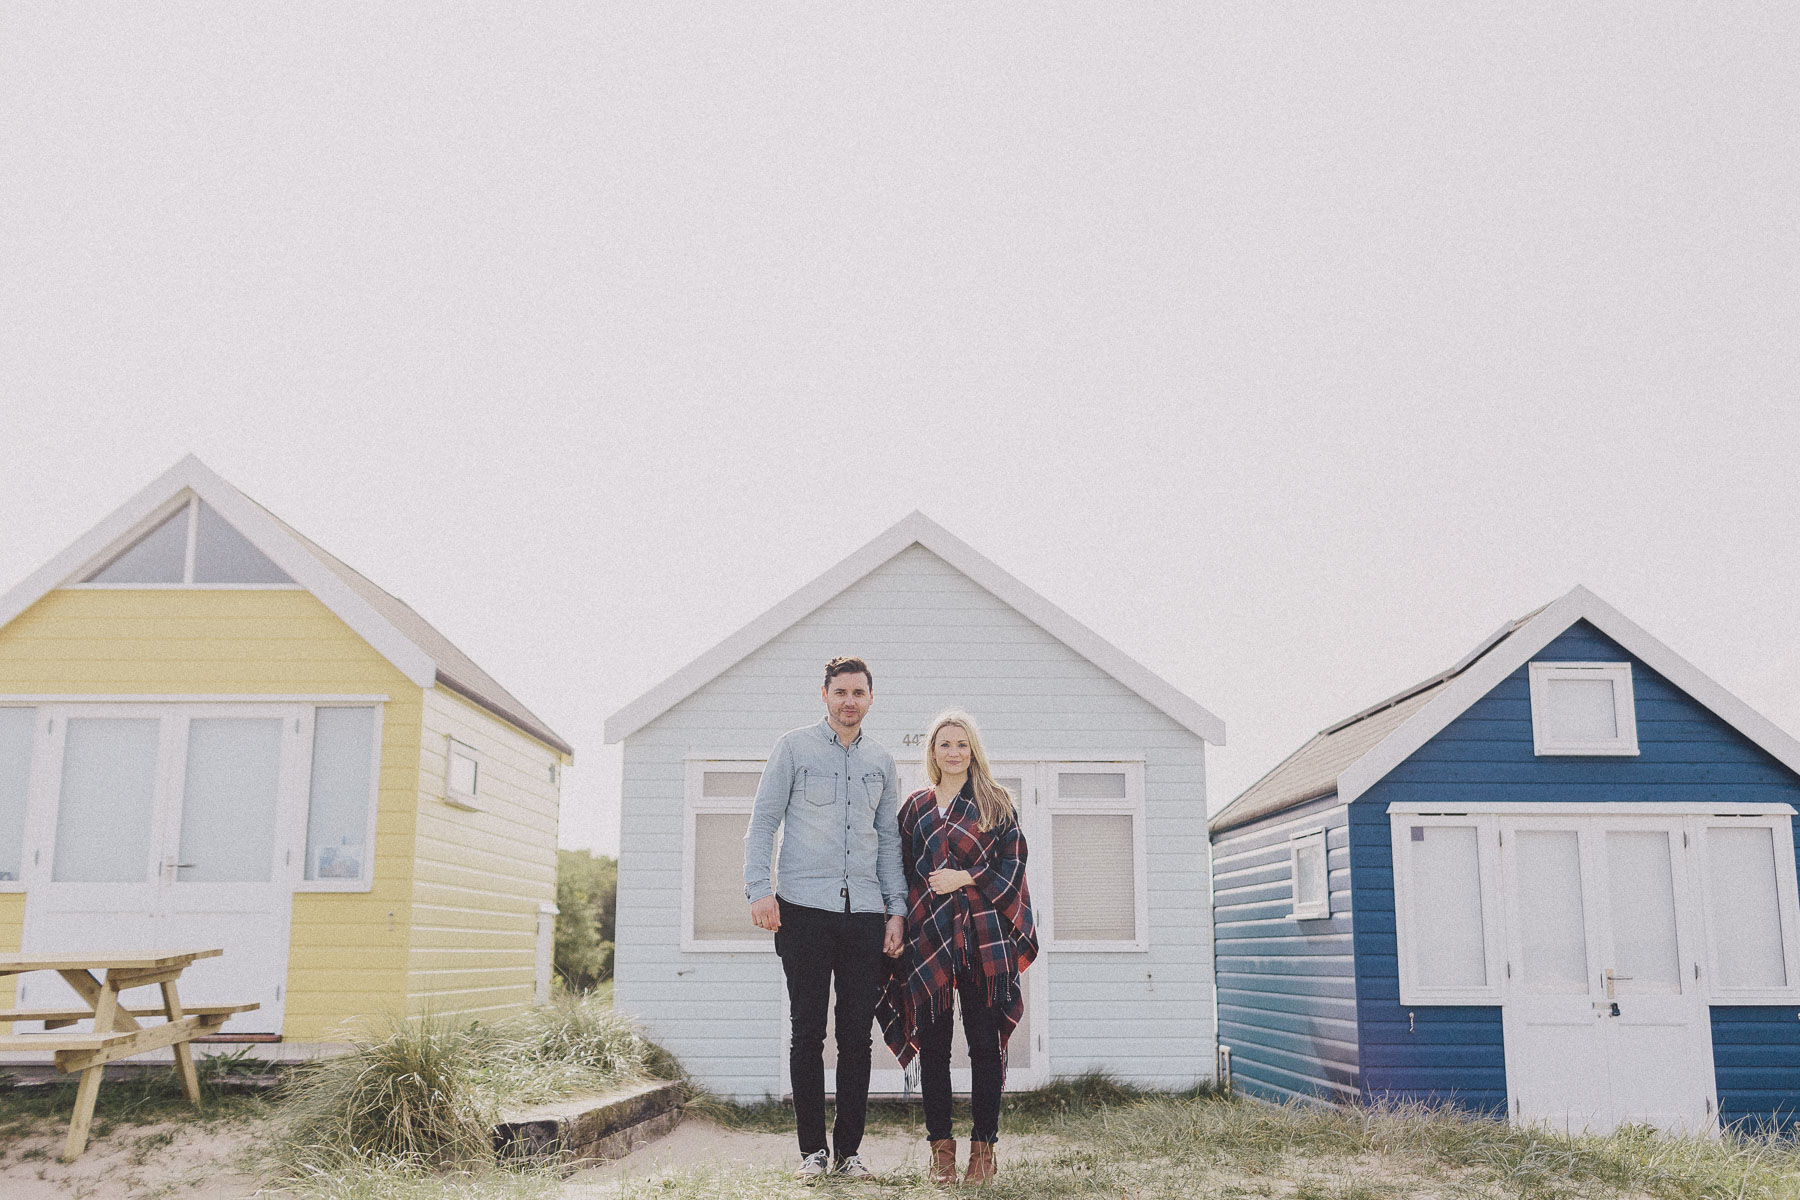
[554,849,616,992]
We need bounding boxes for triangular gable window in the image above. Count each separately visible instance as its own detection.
[83,499,293,585]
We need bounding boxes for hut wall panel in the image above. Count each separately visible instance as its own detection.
[1211,792,1358,1105]
[0,588,421,1042]
[1351,620,1800,1124]
[408,686,562,1020]
[616,545,1213,1099]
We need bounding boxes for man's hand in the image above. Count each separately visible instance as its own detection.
[883,915,905,958]
[927,868,975,895]
[750,895,781,932]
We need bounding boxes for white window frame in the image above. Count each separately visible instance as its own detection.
[72,494,302,591]
[1528,661,1639,756]
[1690,814,1800,1004]
[444,737,482,811]
[0,697,384,895]
[1289,828,1330,921]
[295,702,385,893]
[1042,760,1148,953]
[1388,811,1507,1005]
[681,758,774,954]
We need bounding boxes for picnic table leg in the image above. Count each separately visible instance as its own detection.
[161,980,202,1107]
[61,977,122,1162]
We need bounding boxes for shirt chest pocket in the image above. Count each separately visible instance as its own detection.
[859,771,885,808]
[801,769,839,807]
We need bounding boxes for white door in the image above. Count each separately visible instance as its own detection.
[20,705,303,1035]
[802,761,1050,1097]
[1499,815,1714,1134]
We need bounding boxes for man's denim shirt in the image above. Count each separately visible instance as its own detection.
[744,718,905,917]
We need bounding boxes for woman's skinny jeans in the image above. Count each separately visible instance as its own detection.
[917,969,1003,1144]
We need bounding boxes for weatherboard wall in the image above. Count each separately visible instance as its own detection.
[1348,620,1800,1124]
[408,686,562,1022]
[0,587,421,1041]
[614,545,1215,1100]
[1211,791,1359,1105]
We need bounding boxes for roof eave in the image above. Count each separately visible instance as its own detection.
[605,511,1225,745]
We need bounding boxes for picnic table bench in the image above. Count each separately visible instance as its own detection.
[0,950,259,1160]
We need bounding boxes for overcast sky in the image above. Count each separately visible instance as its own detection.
[4,6,1797,856]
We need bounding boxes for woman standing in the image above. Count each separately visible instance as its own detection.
[877,710,1037,1185]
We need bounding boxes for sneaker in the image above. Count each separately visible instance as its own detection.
[796,1149,831,1182]
[834,1153,876,1179]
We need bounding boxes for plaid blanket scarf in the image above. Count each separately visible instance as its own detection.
[876,782,1038,1072]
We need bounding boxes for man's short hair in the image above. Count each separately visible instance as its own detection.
[823,656,873,690]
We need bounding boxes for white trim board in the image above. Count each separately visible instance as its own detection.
[0,694,390,705]
[1387,800,1799,817]
[604,511,1224,746]
[1337,585,1800,804]
[0,456,436,687]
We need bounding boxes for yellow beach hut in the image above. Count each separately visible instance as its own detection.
[0,455,571,1056]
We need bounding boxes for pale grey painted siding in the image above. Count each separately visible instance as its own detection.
[1211,793,1358,1105]
[615,545,1215,1099]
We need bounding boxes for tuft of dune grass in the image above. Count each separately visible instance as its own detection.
[268,996,673,1178]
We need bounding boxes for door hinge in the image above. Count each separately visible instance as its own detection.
[276,985,283,1001]
[1506,961,1512,979]
[1514,1097,1521,1115]
[285,849,291,866]
[1705,1096,1713,1115]
[1683,832,1689,848]
[1695,962,1701,980]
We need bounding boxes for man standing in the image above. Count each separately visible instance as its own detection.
[746,656,905,1182]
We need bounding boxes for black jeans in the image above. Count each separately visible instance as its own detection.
[918,969,1003,1145]
[775,896,886,1160]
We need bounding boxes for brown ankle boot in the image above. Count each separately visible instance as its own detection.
[964,1140,996,1185]
[929,1138,958,1184]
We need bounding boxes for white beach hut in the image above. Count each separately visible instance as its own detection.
[605,513,1224,1101]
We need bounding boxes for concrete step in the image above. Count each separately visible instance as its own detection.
[492,1078,684,1167]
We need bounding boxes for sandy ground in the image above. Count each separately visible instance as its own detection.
[567,1120,1064,1195]
[0,1114,1056,1199]
[0,1119,262,1200]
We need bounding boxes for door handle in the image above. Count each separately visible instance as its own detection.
[1604,969,1632,999]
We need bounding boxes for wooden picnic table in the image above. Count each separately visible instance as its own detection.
[0,949,259,1161]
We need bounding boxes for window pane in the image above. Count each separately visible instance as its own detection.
[702,771,761,798]
[305,708,374,881]
[1706,826,1788,989]
[1294,838,1327,911]
[1516,830,1589,993]
[1606,830,1682,993]
[1058,772,1126,800]
[449,748,478,796]
[192,502,292,584]
[1407,826,1487,987]
[0,709,34,882]
[177,719,283,882]
[1052,813,1136,940]
[1546,678,1618,742]
[693,812,768,941]
[85,505,189,583]
[54,718,159,882]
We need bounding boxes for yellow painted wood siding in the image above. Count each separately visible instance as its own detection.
[410,687,561,1020]
[0,895,21,1009]
[0,588,421,1042]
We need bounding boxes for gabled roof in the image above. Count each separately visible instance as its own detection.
[0,455,571,756]
[604,511,1225,745]
[1209,585,1800,834]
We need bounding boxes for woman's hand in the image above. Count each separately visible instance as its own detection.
[883,915,904,957]
[927,868,975,895]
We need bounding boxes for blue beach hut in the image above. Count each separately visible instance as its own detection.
[1210,586,1800,1133]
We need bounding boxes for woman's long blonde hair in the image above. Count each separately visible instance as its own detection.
[924,709,1016,832]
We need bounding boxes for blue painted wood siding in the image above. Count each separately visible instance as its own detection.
[1350,620,1800,1124]
[1212,793,1359,1104]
